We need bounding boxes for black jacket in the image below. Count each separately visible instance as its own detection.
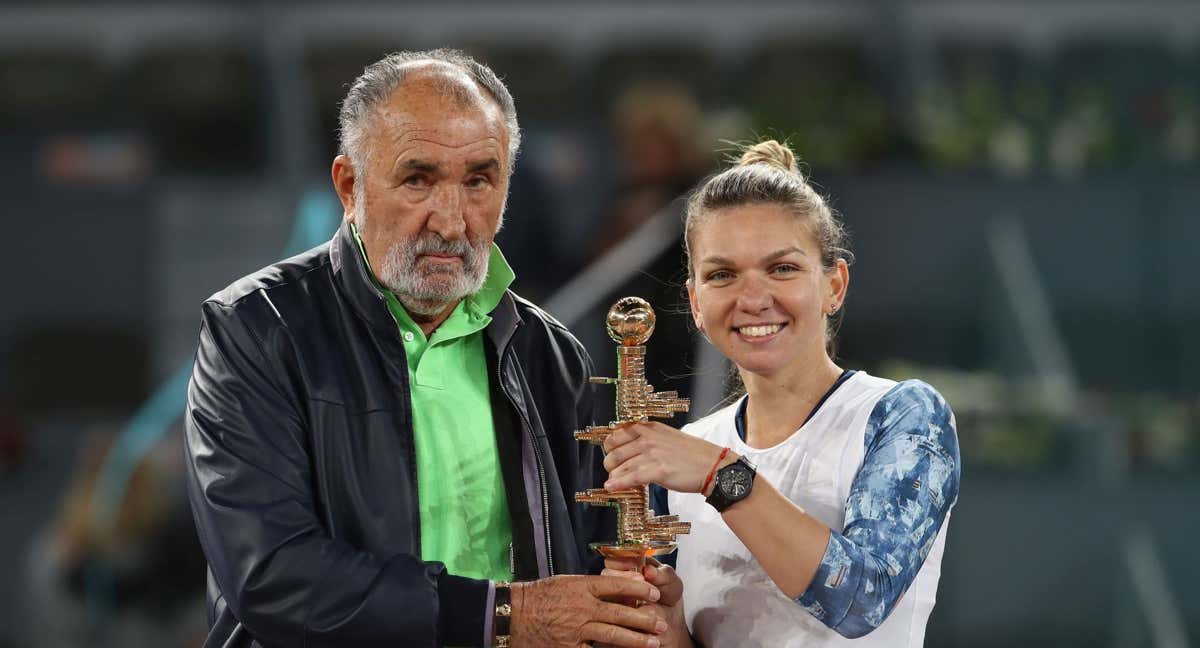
[184,221,609,648]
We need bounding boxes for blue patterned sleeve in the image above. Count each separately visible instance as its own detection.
[795,380,961,638]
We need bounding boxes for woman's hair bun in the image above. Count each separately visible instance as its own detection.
[736,139,798,174]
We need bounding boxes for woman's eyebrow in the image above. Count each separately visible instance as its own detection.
[762,246,806,262]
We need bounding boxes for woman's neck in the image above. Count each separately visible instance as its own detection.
[741,354,843,449]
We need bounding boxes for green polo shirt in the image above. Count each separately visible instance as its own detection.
[352,224,514,582]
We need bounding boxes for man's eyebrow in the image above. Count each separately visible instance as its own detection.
[699,255,734,266]
[467,158,500,174]
[399,159,438,173]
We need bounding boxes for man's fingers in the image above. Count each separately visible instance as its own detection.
[579,622,660,648]
[588,575,661,602]
[594,600,663,633]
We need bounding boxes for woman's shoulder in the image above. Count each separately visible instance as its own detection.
[873,379,953,419]
[680,396,745,441]
[864,378,958,457]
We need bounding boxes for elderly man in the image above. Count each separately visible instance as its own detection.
[184,49,669,648]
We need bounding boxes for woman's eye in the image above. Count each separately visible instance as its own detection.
[772,264,800,274]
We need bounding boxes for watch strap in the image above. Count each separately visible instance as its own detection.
[493,581,511,647]
[705,456,756,512]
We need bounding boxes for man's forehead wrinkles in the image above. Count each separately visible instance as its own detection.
[400,134,502,150]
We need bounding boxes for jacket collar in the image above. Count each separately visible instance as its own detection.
[331,219,397,338]
[330,219,524,347]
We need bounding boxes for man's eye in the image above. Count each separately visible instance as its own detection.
[772,264,800,274]
[402,175,429,187]
[706,270,733,282]
[466,176,491,189]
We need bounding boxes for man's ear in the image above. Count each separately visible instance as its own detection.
[332,155,358,222]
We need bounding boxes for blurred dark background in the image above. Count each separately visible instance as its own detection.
[1,1,1198,646]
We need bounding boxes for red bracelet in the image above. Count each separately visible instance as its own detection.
[700,447,730,495]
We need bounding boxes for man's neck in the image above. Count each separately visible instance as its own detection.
[402,298,462,337]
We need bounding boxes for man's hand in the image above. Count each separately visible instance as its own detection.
[509,575,667,648]
[601,557,682,607]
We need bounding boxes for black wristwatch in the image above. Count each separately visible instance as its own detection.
[705,455,757,512]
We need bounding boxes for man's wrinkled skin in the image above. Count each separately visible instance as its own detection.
[511,575,668,648]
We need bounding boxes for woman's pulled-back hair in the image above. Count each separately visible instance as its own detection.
[683,139,853,357]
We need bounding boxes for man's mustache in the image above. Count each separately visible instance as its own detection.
[408,233,477,259]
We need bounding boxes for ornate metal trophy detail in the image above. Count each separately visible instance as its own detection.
[575,297,692,563]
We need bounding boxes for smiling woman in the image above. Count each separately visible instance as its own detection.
[600,140,961,648]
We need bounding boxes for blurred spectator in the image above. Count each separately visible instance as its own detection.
[25,427,205,648]
[585,82,711,263]
[573,82,716,421]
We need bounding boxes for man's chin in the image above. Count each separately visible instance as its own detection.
[393,283,472,317]
[398,297,455,319]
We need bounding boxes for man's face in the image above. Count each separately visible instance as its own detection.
[346,69,510,319]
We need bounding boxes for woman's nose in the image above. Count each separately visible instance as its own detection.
[736,279,773,313]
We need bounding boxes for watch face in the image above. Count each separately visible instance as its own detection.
[721,466,751,498]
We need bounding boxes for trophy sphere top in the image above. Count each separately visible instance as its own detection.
[606,297,656,346]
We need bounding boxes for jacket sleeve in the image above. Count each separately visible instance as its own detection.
[796,380,961,638]
[183,299,487,648]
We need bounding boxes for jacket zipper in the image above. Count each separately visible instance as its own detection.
[497,346,555,577]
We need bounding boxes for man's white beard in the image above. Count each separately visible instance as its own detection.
[355,200,491,317]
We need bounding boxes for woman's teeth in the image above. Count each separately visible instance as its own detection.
[738,324,782,338]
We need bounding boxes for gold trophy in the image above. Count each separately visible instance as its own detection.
[575,297,691,565]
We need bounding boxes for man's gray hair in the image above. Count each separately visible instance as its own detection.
[337,48,521,172]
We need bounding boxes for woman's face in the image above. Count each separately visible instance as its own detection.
[687,204,847,378]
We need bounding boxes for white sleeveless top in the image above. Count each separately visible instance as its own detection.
[668,371,953,648]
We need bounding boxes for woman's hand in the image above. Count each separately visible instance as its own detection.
[601,557,694,648]
[602,557,682,607]
[602,421,727,494]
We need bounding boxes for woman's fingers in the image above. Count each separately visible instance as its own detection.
[644,564,683,606]
[605,457,653,490]
[603,439,640,472]
[602,424,642,453]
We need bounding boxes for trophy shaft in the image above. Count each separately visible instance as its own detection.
[575,297,692,557]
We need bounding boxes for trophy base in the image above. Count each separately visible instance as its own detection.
[590,541,678,560]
